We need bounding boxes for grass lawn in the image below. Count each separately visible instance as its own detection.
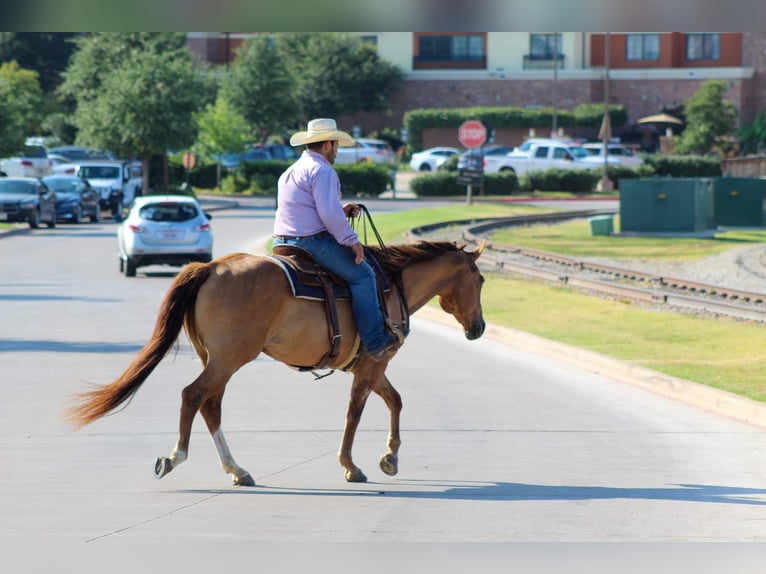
[369,204,766,403]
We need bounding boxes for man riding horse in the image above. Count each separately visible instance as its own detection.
[272,118,400,361]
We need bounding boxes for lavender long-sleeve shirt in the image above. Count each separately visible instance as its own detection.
[273,150,359,246]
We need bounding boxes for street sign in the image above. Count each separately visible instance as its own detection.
[182,152,196,170]
[458,120,487,148]
[457,168,484,187]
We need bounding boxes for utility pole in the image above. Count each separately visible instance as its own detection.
[552,33,559,138]
[599,32,614,192]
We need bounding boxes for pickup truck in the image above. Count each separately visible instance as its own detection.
[483,142,607,175]
[0,144,54,178]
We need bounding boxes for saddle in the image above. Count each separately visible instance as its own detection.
[271,244,408,373]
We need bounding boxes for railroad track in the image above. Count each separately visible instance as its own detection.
[407,211,766,323]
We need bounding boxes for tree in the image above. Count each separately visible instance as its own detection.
[675,80,738,155]
[0,61,43,156]
[194,97,250,187]
[278,33,404,124]
[59,33,213,192]
[0,32,78,93]
[219,36,296,144]
[737,111,766,155]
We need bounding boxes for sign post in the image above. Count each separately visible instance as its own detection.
[182,152,196,187]
[458,121,487,205]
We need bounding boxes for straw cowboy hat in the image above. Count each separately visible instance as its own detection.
[289,118,355,147]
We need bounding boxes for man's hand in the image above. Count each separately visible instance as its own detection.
[343,203,360,218]
[351,242,365,265]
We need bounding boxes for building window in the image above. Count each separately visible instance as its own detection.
[417,34,485,62]
[529,33,562,60]
[687,33,720,60]
[626,34,660,61]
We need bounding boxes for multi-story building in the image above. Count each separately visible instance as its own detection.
[187,32,766,145]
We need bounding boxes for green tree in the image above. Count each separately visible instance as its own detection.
[278,33,403,124]
[194,97,250,187]
[0,61,43,155]
[59,33,213,192]
[219,36,296,144]
[737,111,766,155]
[0,32,78,93]
[675,80,738,155]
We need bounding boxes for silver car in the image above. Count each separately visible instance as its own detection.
[117,195,213,277]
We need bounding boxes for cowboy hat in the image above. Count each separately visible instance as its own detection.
[289,118,355,147]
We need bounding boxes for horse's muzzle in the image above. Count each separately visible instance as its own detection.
[465,319,486,340]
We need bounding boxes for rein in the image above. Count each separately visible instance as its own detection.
[350,203,410,342]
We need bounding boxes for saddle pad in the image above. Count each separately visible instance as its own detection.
[266,255,351,301]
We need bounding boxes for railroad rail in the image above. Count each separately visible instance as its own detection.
[407,211,766,323]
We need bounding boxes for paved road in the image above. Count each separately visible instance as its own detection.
[2,196,766,557]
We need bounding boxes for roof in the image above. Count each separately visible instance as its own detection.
[132,194,200,206]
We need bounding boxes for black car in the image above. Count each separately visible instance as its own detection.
[0,177,56,229]
[42,175,101,223]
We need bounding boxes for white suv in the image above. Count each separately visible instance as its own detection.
[335,138,395,165]
[76,160,143,212]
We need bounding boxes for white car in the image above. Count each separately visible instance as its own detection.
[0,144,53,178]
[581,143,644,167]
[409,146,460,171]
[335,138,396,165]
[117,195,213,277]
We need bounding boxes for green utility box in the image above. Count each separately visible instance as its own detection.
[712,177,766,227]
[589,214,614,236]
[619,178,715,233]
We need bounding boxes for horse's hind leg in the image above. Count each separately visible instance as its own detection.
[154,365,232,481]
[199,389,255,486]
[373,375,402,477]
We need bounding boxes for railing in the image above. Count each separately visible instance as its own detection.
[523,54,565,70]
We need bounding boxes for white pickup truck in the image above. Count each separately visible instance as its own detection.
[483,141,607,175]
[0,144,53,178]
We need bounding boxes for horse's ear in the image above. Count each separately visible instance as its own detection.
[471,240,486,259]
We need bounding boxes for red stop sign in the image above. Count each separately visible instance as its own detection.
[182,152,196,170]
[458,120,487,148]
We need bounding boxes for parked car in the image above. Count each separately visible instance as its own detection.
[117,195,213,277]
[214,148,273,171]
[335,138,396,165]
[47,146,114,161]
[581,143,644,167]
[0,177,57,229]
[0,144,54,178]
[76,160,143,213]
[252,143,298,161]
[42,175,101,223]
[457,145,513,169]
[48,154,78,176]
[409,146,460,171]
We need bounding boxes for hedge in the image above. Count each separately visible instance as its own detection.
[403,104,627,154]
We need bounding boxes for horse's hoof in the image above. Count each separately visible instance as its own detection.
[379,454,398,476]
[345,468,368,483]
[233,473,255,487]
[154,457,172,479]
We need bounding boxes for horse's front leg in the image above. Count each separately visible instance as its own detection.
[373,375,402,476]
[338,362,382,482]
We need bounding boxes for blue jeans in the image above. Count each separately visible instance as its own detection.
[273,233,390,352]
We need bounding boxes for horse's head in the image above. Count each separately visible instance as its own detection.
[437,241,486,340]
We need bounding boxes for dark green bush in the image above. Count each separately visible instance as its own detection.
[335,163,391,197]
[643,154,722,177]
[520,168,600,192]
[411,171,519,196]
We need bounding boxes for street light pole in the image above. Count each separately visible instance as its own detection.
[552,33,558,137]
[599,32,613,192]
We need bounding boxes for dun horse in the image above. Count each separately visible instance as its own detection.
[67,240,486,485]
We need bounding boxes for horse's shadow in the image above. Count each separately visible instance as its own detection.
[180,480,766,506]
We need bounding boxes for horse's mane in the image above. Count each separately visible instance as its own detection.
[366,241,464,275]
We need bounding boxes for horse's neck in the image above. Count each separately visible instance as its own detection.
[400,256,457,312]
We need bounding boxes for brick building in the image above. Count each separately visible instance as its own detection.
[187,32,766,148]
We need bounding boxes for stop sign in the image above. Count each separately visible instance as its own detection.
[458,120,487,148]
[182,152,196,170]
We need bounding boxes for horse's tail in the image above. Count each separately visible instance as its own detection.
[66,262,212,430]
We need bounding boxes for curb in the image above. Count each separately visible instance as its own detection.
[0,226,31,240]
[417,305,766,430]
